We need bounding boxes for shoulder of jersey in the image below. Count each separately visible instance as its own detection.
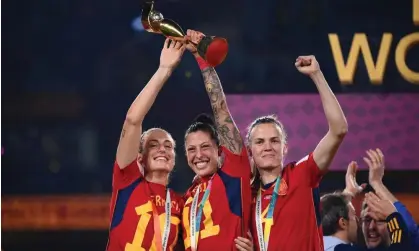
[296,155,309,166]
[282,160,298,171]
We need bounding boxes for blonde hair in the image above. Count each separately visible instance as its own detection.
[139,128,176,180]
[139,128,176,153]
[245,115,287,146]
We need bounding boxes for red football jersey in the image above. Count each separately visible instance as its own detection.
[107,160,184,251]
[250,153,324,251]
[182,146,252,251]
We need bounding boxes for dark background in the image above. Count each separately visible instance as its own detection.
[2,0,418,250]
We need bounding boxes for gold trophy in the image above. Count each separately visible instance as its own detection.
[141,1,228,67]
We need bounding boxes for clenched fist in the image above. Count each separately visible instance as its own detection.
[295,55,321,76]
[185,29,205,55]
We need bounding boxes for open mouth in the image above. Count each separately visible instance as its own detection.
[194,161,209,169]
[154,156,168,161]
[367,232,380,242]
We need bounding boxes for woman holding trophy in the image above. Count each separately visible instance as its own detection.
[181,29,254,251]
[108,2,254,250]
[106,34,253,251]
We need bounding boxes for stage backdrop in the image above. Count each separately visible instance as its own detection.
[226,94,419,170]
[2,194,418,230]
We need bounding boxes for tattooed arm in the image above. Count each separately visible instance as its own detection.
[200,66,243,154]
[116,39,185,169]
[184,29,243,154]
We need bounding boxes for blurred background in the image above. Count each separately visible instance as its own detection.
[2,0,419,250]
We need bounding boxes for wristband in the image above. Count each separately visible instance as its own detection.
[196,56,210,70]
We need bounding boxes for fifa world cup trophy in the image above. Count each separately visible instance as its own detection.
[141,1,229,67]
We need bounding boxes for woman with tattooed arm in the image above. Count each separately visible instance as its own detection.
[180,30,254,251]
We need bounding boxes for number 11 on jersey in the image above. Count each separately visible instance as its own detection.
[183,199,220,249]
[126,202,180,251]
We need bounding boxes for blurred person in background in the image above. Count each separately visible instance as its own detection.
[181,29,253,251]
[321,153,413,251]
[107,39,186,251]
[246,56,348,251]
[322,161,366,250]
[321,191,412,250]
[359,192,412,251]
[321,192,359,251]
[360,149,418,250]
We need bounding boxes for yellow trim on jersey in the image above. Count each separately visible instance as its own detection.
[388,220,394,232]
[391,229,402,244]
[392,217,400,230]
[387,217,400,233]
[387,215,402,244]
[397,229,402,243]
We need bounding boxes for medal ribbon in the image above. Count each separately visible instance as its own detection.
[151,188,171,251]
[189,177,213,251]
[255,177,281,251]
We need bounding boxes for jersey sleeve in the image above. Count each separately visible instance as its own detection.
[295,153,324,188]
[386,212,412,251]
[112,159,142,189]
[394,201,419,250]
[219,146,251,178]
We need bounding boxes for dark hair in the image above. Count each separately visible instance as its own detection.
[361,200,368,211]
[247,115,287,188]
[184,113,220,146]
[320,192,351,236]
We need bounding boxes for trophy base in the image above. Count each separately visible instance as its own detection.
[197,37,229,67]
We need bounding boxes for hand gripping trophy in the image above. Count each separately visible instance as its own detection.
[141,1,229,67]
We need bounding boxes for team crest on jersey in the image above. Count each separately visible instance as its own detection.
[265,180,288,197]
[279,180,288,195]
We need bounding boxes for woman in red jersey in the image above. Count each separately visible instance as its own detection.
[246,56,348,251]
[107,39,186,251]
[180,30,254,251]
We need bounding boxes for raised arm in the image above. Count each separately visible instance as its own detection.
[116,39,185,169]
[295,55,348,172]
[186,30,243,154]
[342,161,366,198]
[365,148,419,249]
[200,66,243,154]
